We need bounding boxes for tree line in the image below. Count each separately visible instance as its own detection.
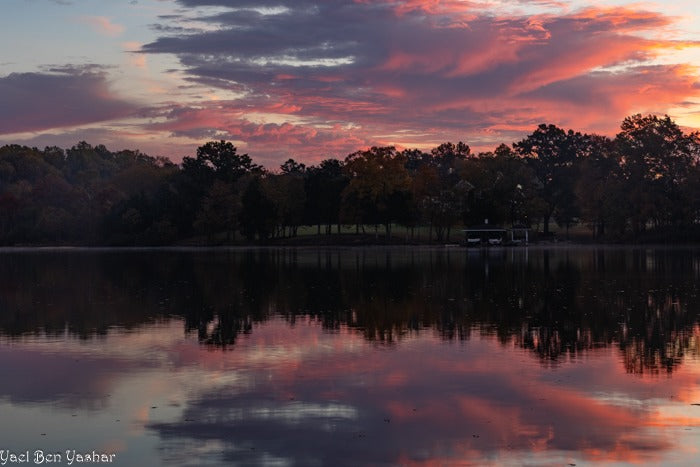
[0,113,699,245]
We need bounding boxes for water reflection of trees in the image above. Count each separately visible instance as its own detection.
[0,248,699,373]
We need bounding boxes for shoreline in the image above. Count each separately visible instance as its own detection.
[1,241,699,252]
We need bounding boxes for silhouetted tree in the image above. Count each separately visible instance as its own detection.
[461,149,536,229]
[342,147,411,239]
[514,125,584,234]
[194,180,240,242]
[575,135,628,238]
[240,176,275,241]
[305,159,347,235]
[267,164,306,237]
[184,140,261,183]
[615,114,700,233]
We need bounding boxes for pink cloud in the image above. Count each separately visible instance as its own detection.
[146,103,375,163]
[79,16,125,37]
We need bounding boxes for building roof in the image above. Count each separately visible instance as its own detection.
[462,224,507,232]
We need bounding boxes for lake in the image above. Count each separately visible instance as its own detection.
[1,246,700,466]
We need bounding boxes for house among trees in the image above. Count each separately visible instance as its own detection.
[463,220,507,245]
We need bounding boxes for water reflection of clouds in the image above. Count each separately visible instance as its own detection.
[0,319,700,465]
[0,346,130,408]
[1,318,699,464]
[147,320,700,465]
[3,249,700,464]
[190,401,358,427]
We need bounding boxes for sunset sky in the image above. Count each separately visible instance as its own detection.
[1,0,699,166]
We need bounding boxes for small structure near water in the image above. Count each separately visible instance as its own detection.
[462,220,529,246]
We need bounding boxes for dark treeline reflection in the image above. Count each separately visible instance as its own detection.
[1,247,699,373]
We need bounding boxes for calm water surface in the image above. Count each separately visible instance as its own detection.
[1,247,700,466]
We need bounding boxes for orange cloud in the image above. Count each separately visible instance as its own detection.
[568,6,674,30]
[390,0,478,17]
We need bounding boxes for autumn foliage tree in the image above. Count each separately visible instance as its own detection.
[514,125,585,234]
[342,147,411,239]
[616,114,700,232]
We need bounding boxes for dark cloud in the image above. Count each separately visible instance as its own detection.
[0,67,137,135]
[148,23,194,34]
